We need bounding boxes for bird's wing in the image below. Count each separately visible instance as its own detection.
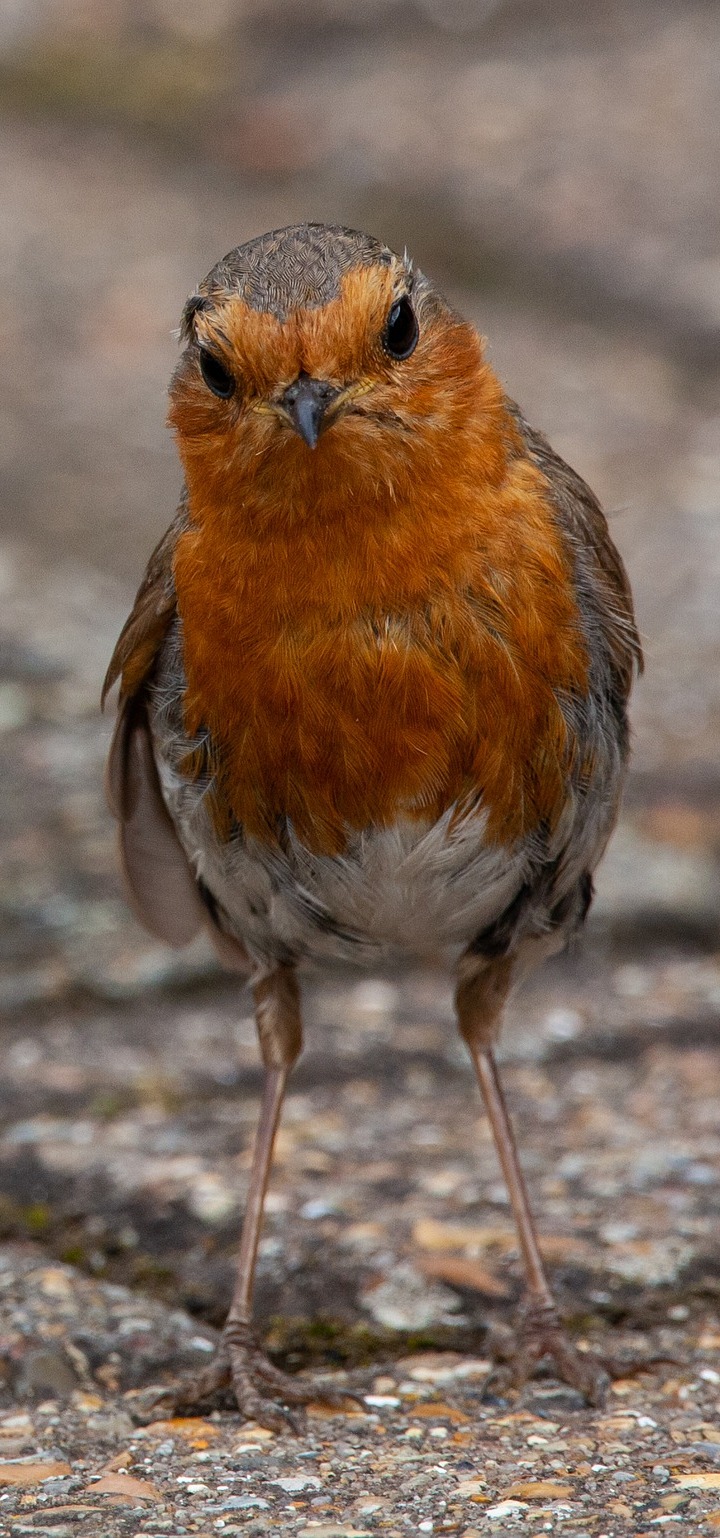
[105,690,209,946]
[510,403,643,704]
[464,405,643,961]
[102,499,209,946]
[103,501,247,968]
[102,504,185,707]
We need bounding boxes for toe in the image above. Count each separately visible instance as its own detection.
[549,1338,609,1405]
[132,1353,233,1422]
[250,1356,355,1408]
[233,1376,306,1433]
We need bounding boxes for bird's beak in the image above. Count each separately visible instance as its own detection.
[280,373,341,449]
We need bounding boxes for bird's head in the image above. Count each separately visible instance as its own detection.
[168,223,504,519]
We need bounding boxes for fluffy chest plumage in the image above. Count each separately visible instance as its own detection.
[172,451,589,859]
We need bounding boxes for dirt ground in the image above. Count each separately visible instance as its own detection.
[1,2,720,1533]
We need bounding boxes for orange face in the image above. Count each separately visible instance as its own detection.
[168,258,589,855]
[169,262,497,523]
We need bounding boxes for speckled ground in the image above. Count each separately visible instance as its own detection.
[2,951,720,1534]
[3,1244,720,1536]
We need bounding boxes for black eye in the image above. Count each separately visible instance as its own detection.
[199,347,235,398]
[383,296,419,361]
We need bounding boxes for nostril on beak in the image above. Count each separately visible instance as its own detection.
[281,373,340,448]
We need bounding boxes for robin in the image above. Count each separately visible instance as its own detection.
[104,223,641,1429]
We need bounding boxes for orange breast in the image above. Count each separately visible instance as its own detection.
[173,397,588,857]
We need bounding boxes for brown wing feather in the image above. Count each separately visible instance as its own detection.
[509,404,642,705]
[102,500,187,706]
[103,502,201,942]
[106,694,206,945]
[103,500,204,946]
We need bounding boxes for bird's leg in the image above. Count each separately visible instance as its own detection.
[456,954,607,1405]
[139,965,354,1430]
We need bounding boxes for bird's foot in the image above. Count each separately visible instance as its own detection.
[491,1299,609,1407]
[135,1322,359,1433]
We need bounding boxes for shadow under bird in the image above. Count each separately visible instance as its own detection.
[103,222,642,1429]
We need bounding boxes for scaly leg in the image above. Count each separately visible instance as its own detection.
[141,965,354,1429]
[456,954,607,1405]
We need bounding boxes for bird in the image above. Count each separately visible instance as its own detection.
[103,222,642,1430]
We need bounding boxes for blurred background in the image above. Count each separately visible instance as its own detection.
[0,0,719,1360]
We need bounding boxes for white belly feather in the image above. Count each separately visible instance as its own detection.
[154,746,533,967]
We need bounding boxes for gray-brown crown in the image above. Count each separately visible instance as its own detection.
[182,223,397,331]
